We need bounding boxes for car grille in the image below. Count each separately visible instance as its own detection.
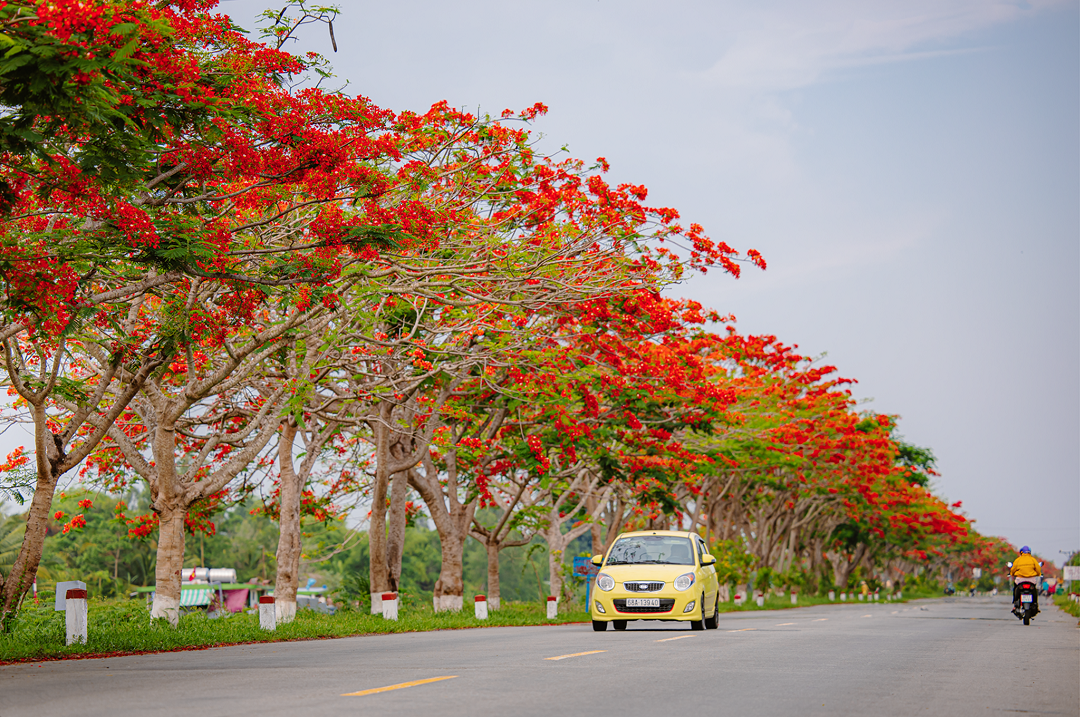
[613,599,675,613]
[623,581,665,593]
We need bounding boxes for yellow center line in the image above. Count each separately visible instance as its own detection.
[776,622,796,626]
[655,635,696,642]
[342,676,457,697]
[545,650,607,661]
[812,618,828,622]
[862,614,872,618]
[726,627,757,632]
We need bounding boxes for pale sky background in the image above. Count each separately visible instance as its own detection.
[217,0,1074,563]
[7,1,1076,567]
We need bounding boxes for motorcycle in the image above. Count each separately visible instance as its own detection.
[1007,561,1041,626]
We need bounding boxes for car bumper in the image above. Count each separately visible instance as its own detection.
[590,591,702,621]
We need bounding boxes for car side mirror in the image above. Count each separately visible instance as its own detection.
[591,554,604,567]
[701,554,716,566]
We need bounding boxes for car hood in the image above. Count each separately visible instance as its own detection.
[599,564,695,582]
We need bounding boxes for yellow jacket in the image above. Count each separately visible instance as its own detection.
[1010,554,1041,578]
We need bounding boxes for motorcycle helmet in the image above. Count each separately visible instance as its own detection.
[1020,546,1031,554]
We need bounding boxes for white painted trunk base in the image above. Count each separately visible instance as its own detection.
[488,596,500,611]
[370,593,383,614]
[65,598,87,645]
[151,594,180,627]
[259,600,276,630]
[433,594,463,612]
[276,600,296,624]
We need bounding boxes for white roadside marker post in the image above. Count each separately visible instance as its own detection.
[382,592,398,621]
[828,590,835,601]
[65,588,87,646]
[546,596,558,619]
[259,595,276,630]
[475,594,488,620]
[756,593,765,607]
[791,592,798,605]
[840,593,847,601]
[734,593,743,606]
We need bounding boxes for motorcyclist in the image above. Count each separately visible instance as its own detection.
[1009,546,1042,614]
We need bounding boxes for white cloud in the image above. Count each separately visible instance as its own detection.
[704,0,1067,91]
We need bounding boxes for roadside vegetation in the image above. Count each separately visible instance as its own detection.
[1052,594,1080,619]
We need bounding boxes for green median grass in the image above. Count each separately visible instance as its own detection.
[1052,594,1080,619]
[0,598,590,664]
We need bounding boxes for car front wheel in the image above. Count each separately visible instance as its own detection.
[690,592,706,630]
[704,594,720,629]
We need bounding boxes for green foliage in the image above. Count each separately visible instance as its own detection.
[893,432,937,487]
[40,491,154,591]
[1052,594,1080,619]
[0,512,25,578]
[708,538,757,587]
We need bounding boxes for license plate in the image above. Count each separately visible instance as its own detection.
[1021,594,1033,602]
[626,598,660,608]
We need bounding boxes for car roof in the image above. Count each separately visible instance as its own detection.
[615,530,697,539]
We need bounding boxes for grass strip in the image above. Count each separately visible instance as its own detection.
[1052,594,1080,620]
[0,599,589,664]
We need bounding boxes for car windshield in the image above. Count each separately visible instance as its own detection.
[606,536,695,565]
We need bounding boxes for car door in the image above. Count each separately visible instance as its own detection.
[696,536,718,605]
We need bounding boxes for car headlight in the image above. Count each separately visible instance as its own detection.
[674,572,696,591]
[597,573,615,591]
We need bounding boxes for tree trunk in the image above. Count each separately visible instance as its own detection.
[433,525,467,612]
[586,491,603,555]
[547,544,564,603]
[368,407,392,612]
[385,469,409,591]
[485,541,501,610]
[274,422,301,623]
[410,452,475,612]
[0,464,57,626]
[150,506,187,626]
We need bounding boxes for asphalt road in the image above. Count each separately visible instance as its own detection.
[1,595,1076,717]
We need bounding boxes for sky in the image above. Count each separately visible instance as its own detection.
[215,0,1075,562]
[11,0,1078,566]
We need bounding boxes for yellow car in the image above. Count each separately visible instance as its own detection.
[590,530,720,631]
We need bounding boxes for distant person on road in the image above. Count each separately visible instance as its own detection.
[1010,546,1042,613]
